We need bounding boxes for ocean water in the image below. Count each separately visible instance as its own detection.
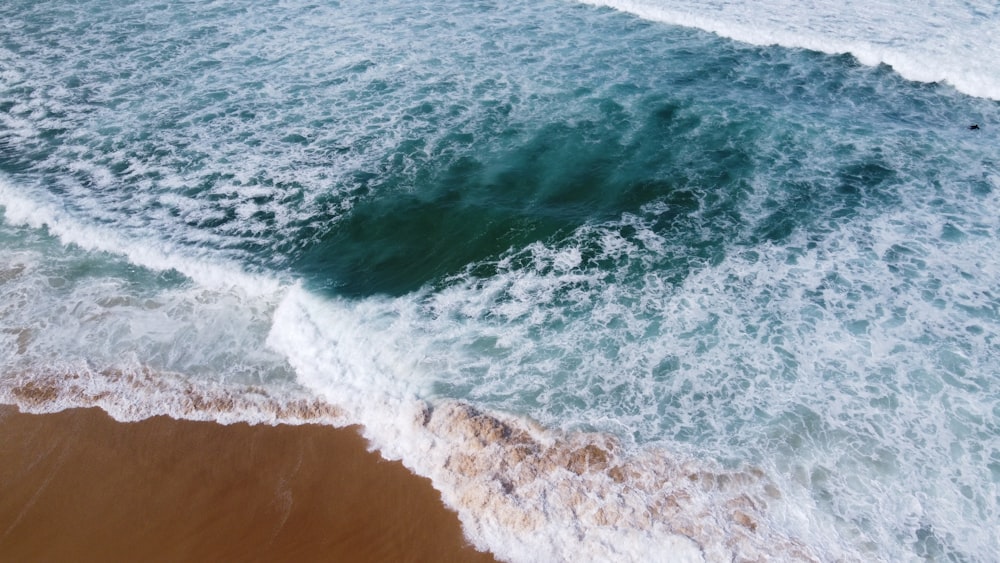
[2,0,999,560]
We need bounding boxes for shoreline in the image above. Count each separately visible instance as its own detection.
[0,404,497,562]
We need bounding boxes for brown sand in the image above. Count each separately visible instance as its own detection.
[0,405,498,563]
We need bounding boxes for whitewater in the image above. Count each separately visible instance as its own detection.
[583,0,1000,101]
[2,0,999,560]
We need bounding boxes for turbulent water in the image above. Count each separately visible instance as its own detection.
[2,0,999,560]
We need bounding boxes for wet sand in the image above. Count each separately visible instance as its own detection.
[0,405,498,563]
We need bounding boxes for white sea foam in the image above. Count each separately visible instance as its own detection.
[0,176,283,296]
[264,151,1000,560]
[266,285,829,562]
[0,236,824,560]
[0,199,313,428]
[0,366,342,426]
[580,0,1000,100]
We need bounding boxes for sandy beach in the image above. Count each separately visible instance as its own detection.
[0,405,497,562]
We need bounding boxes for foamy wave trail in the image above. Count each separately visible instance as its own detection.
[0,177,283,296]
[581,0,1000,100]
[0,200,329,425]
[267,286,824,562]
[0,367,342,426]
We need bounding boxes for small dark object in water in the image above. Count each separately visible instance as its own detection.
[969,124,980,130]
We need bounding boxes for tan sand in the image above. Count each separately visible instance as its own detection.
[0,405,498,563]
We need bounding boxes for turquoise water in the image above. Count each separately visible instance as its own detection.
[2,0,999,560]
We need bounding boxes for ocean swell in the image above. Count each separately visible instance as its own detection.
[579,0,1000,100]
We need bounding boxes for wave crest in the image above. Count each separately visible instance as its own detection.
[580,0,1000,100]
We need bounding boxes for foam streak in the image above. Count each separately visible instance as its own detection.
[579,0,1000,100]
[0,177,283,296]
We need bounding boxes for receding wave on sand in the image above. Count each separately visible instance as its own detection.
[0,364,830,562]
